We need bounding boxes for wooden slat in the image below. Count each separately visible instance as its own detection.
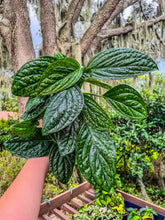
[41,214,52,220]
[117,189,165,216]
[77,195,92,204]
[40,182,91,215]
[84,190,95,200]
[61,203,77,214]
[70,199,83,209]
[88,188,95,194]
[53,208,70,220]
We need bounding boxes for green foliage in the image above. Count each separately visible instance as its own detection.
[37,58,82,95]
[0,118,18,151]
[95,190,125,215]
[82,94,113,131]
[49,144,75,184]
[4,128,53,158]
[103,84,147,119]
[5,49,156,192]
[11,119,39,137]
[0,150,26,196]
[42,85,84,135]
[76,123,116,191]
[0,95,18,112]
[72,205,123,220]
[20,95,50,120]
[86,48,158,80]
[127,206,157,220]
[12,56,57,97]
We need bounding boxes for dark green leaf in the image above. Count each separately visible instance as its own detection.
[87,48,158,79]
[25,96,48,112]
[37,58,81,95]
[83,95,113,131]
[86,78,112,90]
[38,68,83,96]
[76,123,116,191]
[12,56,57,97]
[20,96,50,120]
[4,128,52,158]
[55,51,66,59]
[49,144,75,184]
[42,85,84,135]
[51,119,79,156]
[11,120,39,137]
[103,84,147,119]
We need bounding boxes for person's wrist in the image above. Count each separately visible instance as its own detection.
[27,156,49,175]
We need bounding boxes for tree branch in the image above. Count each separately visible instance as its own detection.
[59,0,81,43]
[0,0,13,55]
[85,0,139,58]
[72,0,86,25]
[40,0,58,56]
[80,0,119,56]
[103,0,139,29]
[98,15,165,39]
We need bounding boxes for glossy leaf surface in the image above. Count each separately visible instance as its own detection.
[42,85,84,135]
[76,123,116,191]
[38,68,83,96]
[87,48,158,79]
[49,144,75,184]
[103,84,147,119]
[83,95,112,131]
[12,56,57,97]
[37,58,81,95]
[21,96,50,120]
[52,119,79,156]
[11,120,39,137]
[4,128,52,158]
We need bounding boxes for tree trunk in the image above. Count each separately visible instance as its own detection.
[149,72,154,94]
[152,159,165,190]
[40,0,58,56]
[138,177,150,201]
[0,0,35,116]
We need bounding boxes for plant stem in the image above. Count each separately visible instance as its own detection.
[83,92,103,98]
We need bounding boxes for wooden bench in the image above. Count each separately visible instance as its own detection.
[38,182,165,219]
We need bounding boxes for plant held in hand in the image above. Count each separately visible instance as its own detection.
[4,48,158,191]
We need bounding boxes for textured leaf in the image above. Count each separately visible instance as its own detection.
[37,58,80,95]
[82,95,113,131]
[4,128,52,158]
[42,85,84,135]
[12,56,57,97]
[76,123,116,191]
[55,51,66,59]
[103,84,147,119]
[25,96,48,112]
[51,119,79,156]
[38,68,83,96]
[87,48,158,79]
[11,120,39,137]
[86,78,112,90]
[49,144,75,184]
[21,96,50,120]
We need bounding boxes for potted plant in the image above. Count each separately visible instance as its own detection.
[4,49,158,201]
[127,206,158,220]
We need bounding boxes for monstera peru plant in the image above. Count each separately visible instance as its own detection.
[4,48,158,192]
